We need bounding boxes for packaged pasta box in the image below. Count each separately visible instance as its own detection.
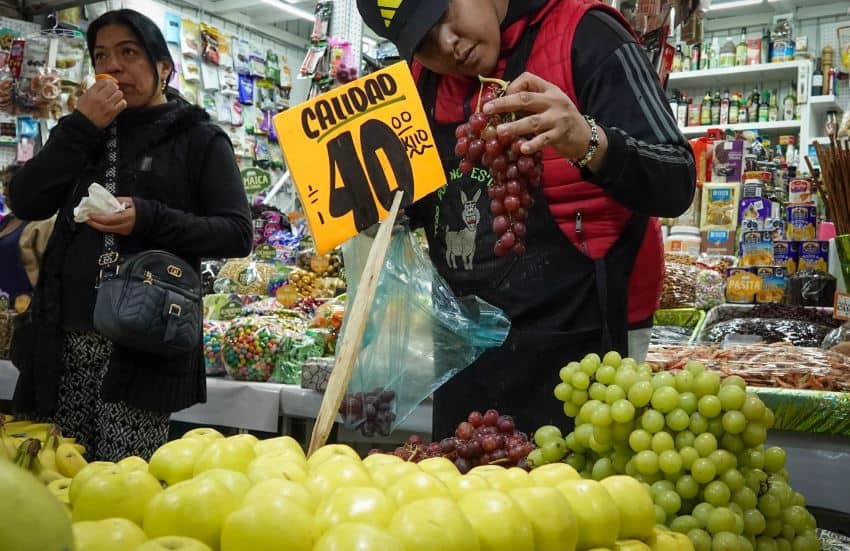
[755,266,788,304]
[797,240,829,273]
[739,231,774,267]
[785,205,817,241]
[725,267,760,304]
[700,182,741,231]
[701,229,735,256]
[772,241,798,274]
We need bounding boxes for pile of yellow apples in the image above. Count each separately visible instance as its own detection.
[3,425,700,551]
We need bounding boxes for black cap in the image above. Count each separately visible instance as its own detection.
[357,0,449,61]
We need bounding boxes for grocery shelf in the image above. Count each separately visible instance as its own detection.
[667,60,806,89]
[678,120,802,137]
[808,95,844,118]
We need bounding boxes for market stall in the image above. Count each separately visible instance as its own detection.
[2,0,850,549]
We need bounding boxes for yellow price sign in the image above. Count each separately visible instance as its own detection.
[273,61,444,254]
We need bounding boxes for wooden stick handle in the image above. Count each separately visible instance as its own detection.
[307,191,405,456]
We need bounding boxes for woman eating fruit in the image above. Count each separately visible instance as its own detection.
[356,0,696,438]
[9,9,252,461]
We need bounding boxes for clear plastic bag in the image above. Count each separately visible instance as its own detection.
[222,316,289,382]
[337,228,511,437]
[203,320,229,376]
[787,270,837,307]
[269,331,325,384]
[823,322,850,356]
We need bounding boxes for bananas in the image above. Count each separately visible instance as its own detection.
[56,443,88,478]
[14,437,65,483]
[1,417,90,486]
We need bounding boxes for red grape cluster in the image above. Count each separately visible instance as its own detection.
[339,388,396,437]
[372,409,534,474]
[454,80,544,257]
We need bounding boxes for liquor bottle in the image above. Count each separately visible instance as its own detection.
[720,36,736,68]
[749,88,761,122]
[711,89,721,125]
[701,91,713,125]
[827,67,836,96]
[677,95,689,127]
[701,40,712,70]
[691,44,701,71]
[738,95,749,123]
[735,28,747,66]
[812,57,824,96]
[720,89,730,124]
[768,89,778,122]
[761,27,770,63]
[672,44,683,72]
[729,92,740,124]
[783,84,796,121]
[759,91,770,123]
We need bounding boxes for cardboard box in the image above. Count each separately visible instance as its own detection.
[701,229,736,255]
[712,140,744,183]
[701,182,741,231]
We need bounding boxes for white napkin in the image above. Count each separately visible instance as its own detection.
[73,183,126,223]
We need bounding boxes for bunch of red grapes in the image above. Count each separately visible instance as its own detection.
[373,409,535,474]
[339,388,396,438]
[454,79,544,257]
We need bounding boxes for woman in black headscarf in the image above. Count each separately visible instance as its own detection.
[9,9,252,460]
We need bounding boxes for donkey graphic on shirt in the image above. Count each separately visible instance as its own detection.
[445,188,481,271]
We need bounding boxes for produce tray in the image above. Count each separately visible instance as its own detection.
[652,308,706,345]
[698,304,836,346]
[646,343,850,435]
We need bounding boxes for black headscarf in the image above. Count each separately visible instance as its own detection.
[86,9,175,94]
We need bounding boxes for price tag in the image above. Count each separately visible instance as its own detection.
[834,291,850,321]
[273,61,444,255]
[241,167,272,195]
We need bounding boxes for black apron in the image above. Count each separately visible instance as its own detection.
[415,20,649,439]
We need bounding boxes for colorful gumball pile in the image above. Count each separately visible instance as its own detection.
[203,320,228,376]
[222,317,285,382]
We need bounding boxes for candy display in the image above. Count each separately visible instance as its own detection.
[216,259,278,295]
[202,320,228,376]
[221,317,289,382]
[660,254,699,309]
[268,331,325,384]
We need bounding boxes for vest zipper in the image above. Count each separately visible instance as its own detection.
[575,210,588,254]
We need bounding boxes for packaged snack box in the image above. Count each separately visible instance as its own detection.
[772,241,798,274]
[739,231,774,267]
[755,266,788,304]
[797,240,829,272]
[701,182,741,231]
[785,205,817,241]
[701,229,735,256]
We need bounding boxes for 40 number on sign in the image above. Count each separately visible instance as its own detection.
[273,62,444,255]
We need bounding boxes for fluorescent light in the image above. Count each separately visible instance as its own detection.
[261,0,315,21]
[709,0,763,10]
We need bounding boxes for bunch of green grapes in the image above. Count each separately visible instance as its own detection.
[547,352,820,551]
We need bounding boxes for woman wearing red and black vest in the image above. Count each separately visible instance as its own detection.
[357,0,696,437]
